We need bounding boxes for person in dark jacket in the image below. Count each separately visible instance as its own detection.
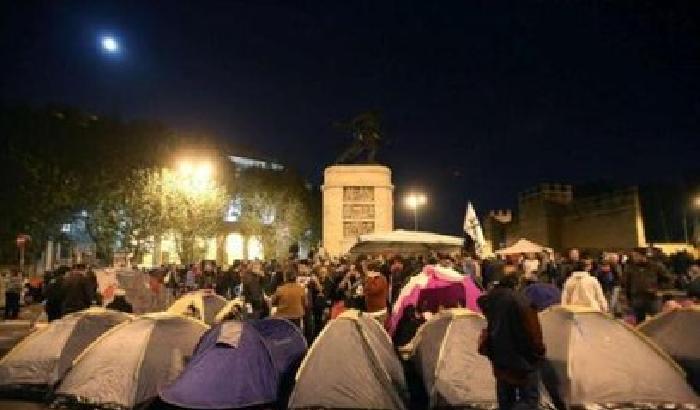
[478,274,546,410]
[241,269,266,319]
[106,289,133,313]
[43,268,67,321]
[392,304,426,347]
[61,264,93,314]
[4,270,23,319]
[624,248,673,324]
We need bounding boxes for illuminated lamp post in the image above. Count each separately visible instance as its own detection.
[405,193,427,231]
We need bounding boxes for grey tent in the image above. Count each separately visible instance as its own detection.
[167,290,227,325]
[55,312,208,409]
[289,310,409,410]
[405,309,496,408]
[540,306,698,406]
[0,308,132,395]
[638,306,700,393]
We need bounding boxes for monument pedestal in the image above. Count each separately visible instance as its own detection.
[322,165,394,257]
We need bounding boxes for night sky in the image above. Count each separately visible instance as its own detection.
[2,1,700,234]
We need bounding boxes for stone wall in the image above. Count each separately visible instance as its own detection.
[486,184,647,253]
[560,188,646,250]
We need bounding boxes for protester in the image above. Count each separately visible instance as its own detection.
[556,248,580,287]
[522,253,540,277]
[595,261,621,314]
[338,264,364,310]
[562,260,609,312]
[307,270,327,339]
[61,264,94,314]
[185,264,196,291]
[687,263,700,301]
[624,248,673,324]
[106,288,134,313]
[270,270,307,328]
[43,267,66,321]
[4,270,23,319]
[364,261,389,322]
[478,274,545,410]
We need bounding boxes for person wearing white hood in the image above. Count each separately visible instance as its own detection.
[562,259,609,312]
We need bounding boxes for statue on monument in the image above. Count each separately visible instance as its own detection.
[335,110,383,164]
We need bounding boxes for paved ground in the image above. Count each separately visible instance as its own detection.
[0,304,45,357]
[0,400,48,410]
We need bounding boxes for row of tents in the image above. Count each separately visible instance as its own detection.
[0,303,698,409]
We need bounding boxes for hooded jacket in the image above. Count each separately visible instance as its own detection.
[562,271,608,312]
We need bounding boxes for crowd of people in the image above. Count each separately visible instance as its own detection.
[1,245,699,409]
[2,246,699,330]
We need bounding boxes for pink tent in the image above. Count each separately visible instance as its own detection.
[388,265,482,335]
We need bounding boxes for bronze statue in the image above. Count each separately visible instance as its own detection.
[335,110,383,164]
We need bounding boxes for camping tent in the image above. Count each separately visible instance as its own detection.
[348,230,464,255]
[289,310,409,410]
[0,308,132,395]
[214,298,246,323]
[406,309,496,408]
[494,238,552,255]
[55,312,208,409]
[638,306,700,393]
[160,318,307,409]
[167,290,227,325]
[389,264,482,335]
[540,306,698,406]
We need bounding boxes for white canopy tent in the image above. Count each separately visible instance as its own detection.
[494,238,553,255]
[348,230,464,256]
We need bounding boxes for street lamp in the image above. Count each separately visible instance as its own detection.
[405,192,427,231]
[176,160,213,193]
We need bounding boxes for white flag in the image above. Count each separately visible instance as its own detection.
[463,201,486,257]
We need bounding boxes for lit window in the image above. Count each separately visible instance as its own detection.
[262,206,275,225]
[61,223,71,233]
[224,198,242,222]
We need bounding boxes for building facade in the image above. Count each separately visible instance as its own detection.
[484,183,647,252]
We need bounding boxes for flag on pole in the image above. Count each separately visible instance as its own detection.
[463,201,486,257]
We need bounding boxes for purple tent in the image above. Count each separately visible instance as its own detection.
[160,318,307,409]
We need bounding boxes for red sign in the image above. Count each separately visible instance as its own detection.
[16,234,31,247]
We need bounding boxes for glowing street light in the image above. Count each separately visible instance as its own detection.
[175,160,214,194]
[405,192,427,231]
[100,36,119,54]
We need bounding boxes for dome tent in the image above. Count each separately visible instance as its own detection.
[540,306,698,406]
[389,264,482,335]
[289,310,408,410]
[494,238,552,255]
[55,312,208,409]
[0,308,132,396]
[638,306,700,393]
[214,298,246,323]
[160,318,307,409]
[405,309,496,408]
[167,289,227,325]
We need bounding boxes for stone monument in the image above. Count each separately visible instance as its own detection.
[322,165,394,257]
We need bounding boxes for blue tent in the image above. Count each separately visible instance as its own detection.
[160,318,307,409]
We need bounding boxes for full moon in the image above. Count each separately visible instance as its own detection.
[101,36,119,53]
